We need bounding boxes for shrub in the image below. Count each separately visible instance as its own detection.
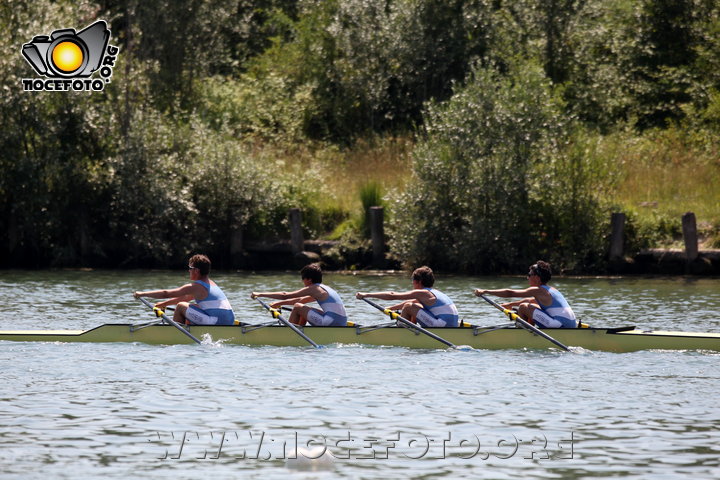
[623,209,683,252]
[391,61,612,273]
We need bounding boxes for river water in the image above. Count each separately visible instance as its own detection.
[1,270,719,479]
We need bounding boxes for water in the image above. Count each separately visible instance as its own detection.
[1,270,719,479]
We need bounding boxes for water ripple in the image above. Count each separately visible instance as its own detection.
[1,273,720,478]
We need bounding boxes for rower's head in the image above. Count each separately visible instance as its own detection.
[188,254,211,277]
[528,260,551,284]
[412,266,435,288]
[300,263,322,284]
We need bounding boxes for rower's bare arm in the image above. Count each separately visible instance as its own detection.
[252,286,314,301]
[156,294,194,309]
[270,296,315,308]
[475,287,535,299]
[134,284,196,300]
[357,289,433,303]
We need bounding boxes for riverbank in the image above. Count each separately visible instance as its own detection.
[625,249,720,275]
[229,237,720,275]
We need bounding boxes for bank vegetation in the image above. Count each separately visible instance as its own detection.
[1,0,718,272]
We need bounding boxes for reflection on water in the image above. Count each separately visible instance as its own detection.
[1,271,720,479]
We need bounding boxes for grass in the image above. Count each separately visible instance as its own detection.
[267,135,413,209]
[608,128,720,247]
[313,136,413,213]
[613,129,720,224]
[249,135,413,238]
[252,127,720,248]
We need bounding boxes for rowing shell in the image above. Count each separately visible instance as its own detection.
[0,324,719,352]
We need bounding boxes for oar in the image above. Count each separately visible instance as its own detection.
[360,297,470,350]
[478,294,570,351]
[137,297,202,345]
[255,298,322,349]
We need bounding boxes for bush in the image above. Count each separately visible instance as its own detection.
[623,209,683,252]
[530,129,617,271]
[391,61,613,273]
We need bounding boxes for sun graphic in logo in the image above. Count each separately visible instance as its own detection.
[51,41,84,73]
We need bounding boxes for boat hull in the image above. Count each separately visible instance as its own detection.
[1,324,719,352]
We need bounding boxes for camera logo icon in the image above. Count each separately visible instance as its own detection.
[21,20,119,92]
[22,20,109,77]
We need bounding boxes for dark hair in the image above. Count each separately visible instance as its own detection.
[412,266,435,287]
[300,263,322,284]
[189,254,211,276]
[530,260,552,284]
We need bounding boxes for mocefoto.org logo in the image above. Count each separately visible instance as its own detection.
[21,20,119,92]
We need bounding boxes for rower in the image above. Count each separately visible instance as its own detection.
[133,254,235,326]
[356,266,459,327]
[250,263,348,326]
[474,260,578,328]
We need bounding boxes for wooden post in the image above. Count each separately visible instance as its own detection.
[289,208,304,255]
[370,206,385,268]
[682,212,698,263]
[609,212,626,263]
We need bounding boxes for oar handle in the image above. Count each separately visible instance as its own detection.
[255,298,322,349]
[478,294,569,351]
[361,298,401,320]
[360,297,457,349]
[137,297,202,344]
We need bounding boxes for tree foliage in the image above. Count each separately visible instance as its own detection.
[0,0,718,269]
[391,61,612,272]
[240,0,492,141]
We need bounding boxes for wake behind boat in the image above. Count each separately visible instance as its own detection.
[1,322,719,352]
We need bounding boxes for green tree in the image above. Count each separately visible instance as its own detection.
[0,2,115,266]
[391,61,611,272]
[488,0,587,83]
[630,0,701,128]
[101,0,298,112]
[565,0,715,129]
[243,0,491,141]
[0,1,315,267]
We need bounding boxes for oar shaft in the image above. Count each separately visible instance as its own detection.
[478,294,569,351]
[255,298,321,349]
[361,297,457,349]
[514,316,570,351]
[137,297,202,344]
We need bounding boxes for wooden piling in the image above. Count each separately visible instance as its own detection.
[609,212,626,263]
[682,212,698,263]
[370,206,385,268]
[289,208,304,255]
